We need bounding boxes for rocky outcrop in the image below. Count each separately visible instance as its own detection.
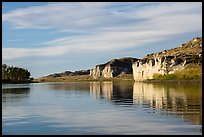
[90,64,106,79]
[90,57,139,79]
[132,37,202,81]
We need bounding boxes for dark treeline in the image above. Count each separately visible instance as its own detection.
[2,64,33,82]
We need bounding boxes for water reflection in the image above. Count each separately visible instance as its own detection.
[47,82,90,91]
[133,82,202,125]
[90,81,133,105]
[2,88,30,109]
[89,81,202,125]
[2,88,30,102]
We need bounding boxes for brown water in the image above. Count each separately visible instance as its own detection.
[2,81,202,135]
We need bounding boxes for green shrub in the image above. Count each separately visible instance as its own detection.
[153,73,163,79]
[153,73,177,80]
[162,74,177,80]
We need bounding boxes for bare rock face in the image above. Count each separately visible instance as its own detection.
[133,56,186,80]
[90,64,106,79]
[132,37,202,81]
[90,57,139,79]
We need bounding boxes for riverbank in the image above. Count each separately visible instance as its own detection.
[33,74,135,83]
[142,79,202,83]
[33,78,135,83]
[32,76,202,83]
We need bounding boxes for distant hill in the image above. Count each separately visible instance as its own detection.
[46,70,90,78]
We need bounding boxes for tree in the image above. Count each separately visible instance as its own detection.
[2,64,8,80]
[2,64,31,81]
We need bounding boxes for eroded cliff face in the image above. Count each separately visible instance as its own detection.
[90,58,139,79]
[90,64,106,79]
[132,37,202,81]
[133,56,188,80]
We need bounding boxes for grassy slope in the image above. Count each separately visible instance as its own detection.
[33,74,134,82]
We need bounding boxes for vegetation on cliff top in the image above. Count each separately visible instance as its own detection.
[145,37,202,59]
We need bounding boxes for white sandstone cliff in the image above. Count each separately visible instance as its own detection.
[132,37,202,81]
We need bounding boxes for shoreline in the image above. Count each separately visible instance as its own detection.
[142,79,202,83]
[32,78,202,83]
[4,74,201,84]
[32,78,135,83]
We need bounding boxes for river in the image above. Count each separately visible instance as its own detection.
[2,81,202,135]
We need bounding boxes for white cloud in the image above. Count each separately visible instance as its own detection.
[3,2,201,31]
[2,47,67,60]
[2,2,202,60]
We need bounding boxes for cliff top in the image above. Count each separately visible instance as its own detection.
[96,57,139,67]
[144,37,202,59]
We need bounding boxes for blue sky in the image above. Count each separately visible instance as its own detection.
[2,2,202,78]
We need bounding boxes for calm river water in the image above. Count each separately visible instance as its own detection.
[2,81,202,135]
